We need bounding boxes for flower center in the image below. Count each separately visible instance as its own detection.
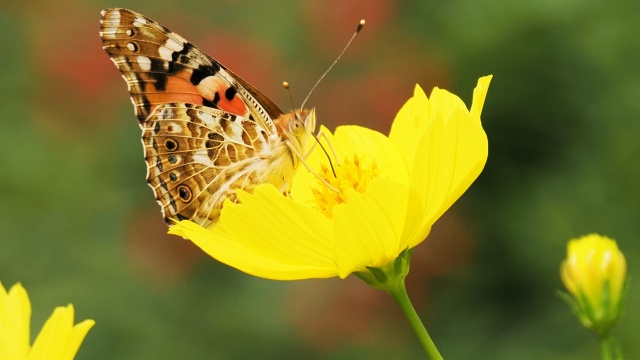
[311,155,380,217]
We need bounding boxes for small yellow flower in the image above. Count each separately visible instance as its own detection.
[0,282,94,360]
[560,234,627,335]
[170,76,492,280]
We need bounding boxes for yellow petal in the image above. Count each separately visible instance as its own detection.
[172,185,339,280]
[560,257,579,297]
[610,249,627,304]
[389,84,430,172]
[295,125,408,190]
[428,86,468,121]
[332,126,408,185]
[28,305,94,360]
[332,177,411,278]
[0,282,31,360]
[470,75,493,120]
[60,319,94,360]
[406,106,488,247]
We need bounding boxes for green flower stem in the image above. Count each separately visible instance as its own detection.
[386,278,443,360]
[355,250,442,359]
[599,334,623,360]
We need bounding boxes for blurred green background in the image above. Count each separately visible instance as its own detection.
[1,0,638,359]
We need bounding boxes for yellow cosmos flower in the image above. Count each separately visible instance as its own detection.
[560,234,627,335]
[0,282,94,360]
[170,75,492,280]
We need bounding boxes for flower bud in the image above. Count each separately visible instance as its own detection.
[560,234,627,336]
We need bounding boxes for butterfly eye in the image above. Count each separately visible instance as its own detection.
[289,118,305,136]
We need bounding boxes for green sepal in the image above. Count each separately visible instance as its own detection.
[558,290,585,324]
[558,277,631,338]
[354,248,413,291]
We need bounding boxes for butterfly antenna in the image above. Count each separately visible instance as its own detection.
[300,19,365,110]
[282,81,298,112]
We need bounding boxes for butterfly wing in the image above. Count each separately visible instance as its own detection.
[99,7,282,134]
[99,8,288,227]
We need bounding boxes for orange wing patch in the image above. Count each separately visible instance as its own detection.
[146,72,204,106]
[196,76,248,116]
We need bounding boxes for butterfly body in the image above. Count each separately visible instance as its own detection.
[100,8,315,228]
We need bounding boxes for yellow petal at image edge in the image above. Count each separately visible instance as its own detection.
[28,305,94,360]
[0,282,31,359]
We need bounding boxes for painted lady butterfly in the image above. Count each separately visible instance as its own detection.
[100,8,316,228]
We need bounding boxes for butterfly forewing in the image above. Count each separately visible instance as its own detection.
[99,8,282,130]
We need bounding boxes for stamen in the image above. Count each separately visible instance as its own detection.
[312,154,380,217]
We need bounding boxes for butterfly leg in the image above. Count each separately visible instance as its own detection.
[303,139,318,158]
[312,130,340,165]
[286,140,339,193]
[305,131,339,163]
[307,130,339,177]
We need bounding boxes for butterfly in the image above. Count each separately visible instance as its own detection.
[99,8,316,229]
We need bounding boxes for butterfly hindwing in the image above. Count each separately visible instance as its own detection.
[143,102,272,226]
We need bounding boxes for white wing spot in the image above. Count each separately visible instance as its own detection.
[133,17,147,27]
[137,56,152,71]
[126,42,137,52]
[158,46,174,61]
[158,37,183,62]
[198,112,217,127]
[165,38,184,52]
[218,68,236,84]
[100,10,121,38]
[125,29,134,36]
[100,29,118,39]
[226,122,244,142]
[108,10,121,25]
[168,122,182,132]
[193,150,215,167]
